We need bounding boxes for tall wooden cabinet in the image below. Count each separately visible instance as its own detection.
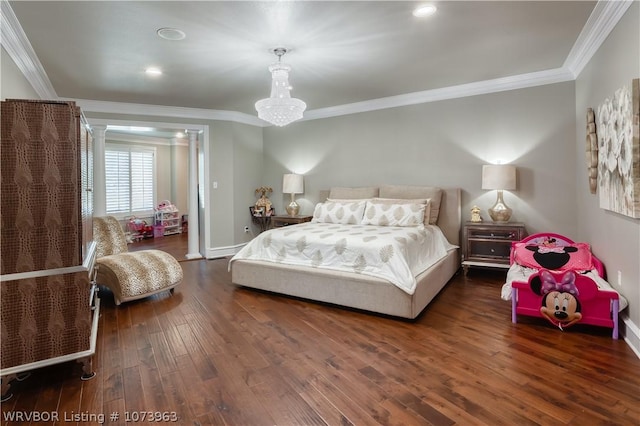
[0,100,100,400]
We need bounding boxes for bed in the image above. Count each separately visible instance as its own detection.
[229,185,461,319]
[501,232,628,339]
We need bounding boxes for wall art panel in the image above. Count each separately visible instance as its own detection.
[596,79,640,219]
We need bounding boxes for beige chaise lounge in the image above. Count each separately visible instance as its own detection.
[93,216,183,305]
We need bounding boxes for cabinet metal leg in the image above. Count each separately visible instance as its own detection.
[78,357,96,380]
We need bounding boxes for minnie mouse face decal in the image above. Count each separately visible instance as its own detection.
[525,243,578,270]
[530,270,582,330]
[540,291,582,330]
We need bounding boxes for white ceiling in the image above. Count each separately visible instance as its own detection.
[3,0,630,132]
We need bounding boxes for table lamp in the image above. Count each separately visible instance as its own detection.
[482,164,516,222]
[283,173,304,217]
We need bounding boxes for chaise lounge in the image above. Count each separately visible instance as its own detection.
[93,216,183,305]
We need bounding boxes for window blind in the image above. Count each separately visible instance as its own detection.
[105,146,155,215]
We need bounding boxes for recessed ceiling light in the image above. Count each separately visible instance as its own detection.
[157,27,186,41]
[145,67,163,76]
[413,4,437,18]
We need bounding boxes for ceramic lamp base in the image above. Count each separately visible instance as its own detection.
[488,190,512,222]
[286,197,299,217]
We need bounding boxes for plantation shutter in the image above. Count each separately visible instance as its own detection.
[105,146,155,215]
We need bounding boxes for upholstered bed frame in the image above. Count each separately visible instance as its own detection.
[231,187,461,319]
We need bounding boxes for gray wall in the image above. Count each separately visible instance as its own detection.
[171,143,188,216]
[575,2,640,345]
[232,122,264,242]
[263,82,578,238]
[1,46,39,99]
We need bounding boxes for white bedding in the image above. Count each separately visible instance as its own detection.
[229,222,457,295]
[501,263,628,311]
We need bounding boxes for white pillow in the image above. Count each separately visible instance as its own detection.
[312,200,366,224]
[371,198,431,226]
[361,201,425,227]
[378,185,442,225]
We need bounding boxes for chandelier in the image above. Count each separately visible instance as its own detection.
[255,47,306,127]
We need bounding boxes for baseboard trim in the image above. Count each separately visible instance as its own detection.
[621,315,640,359]
[205,243,246,259]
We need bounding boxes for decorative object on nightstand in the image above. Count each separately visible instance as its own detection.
[255,185,273,215]
[283,173,304,217]
[271,215,312,228]
[462,221,526,274]
[470,205,483,223]
[482,164,517,222]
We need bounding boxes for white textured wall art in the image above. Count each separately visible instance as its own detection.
[596,79,640,219]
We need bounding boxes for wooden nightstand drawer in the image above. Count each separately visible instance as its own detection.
[271,215,312,228]
[462,221,526,273]
[468,240,512,259]
[467,228,520,240]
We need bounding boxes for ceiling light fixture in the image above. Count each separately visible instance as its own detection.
[413,4,437,17]
[156,27,186,41]
[145,67,163,76]
[255,47,306,127]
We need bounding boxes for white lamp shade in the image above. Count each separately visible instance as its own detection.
[283,173,304,194]
[482,165,516,190]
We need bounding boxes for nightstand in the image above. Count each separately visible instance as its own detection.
[271,215,313,228]
[462,221,526,274]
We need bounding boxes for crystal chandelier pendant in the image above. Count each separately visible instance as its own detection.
[255,48,306,127]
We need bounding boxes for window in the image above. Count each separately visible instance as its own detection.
[105,145,155,216]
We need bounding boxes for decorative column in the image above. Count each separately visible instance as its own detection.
[92,125,107,217]
[186,129,202,259]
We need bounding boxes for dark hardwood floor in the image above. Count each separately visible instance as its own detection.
[2,233,639,425]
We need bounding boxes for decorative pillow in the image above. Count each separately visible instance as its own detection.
[378,185,442,225]
[328,186,379,200]
[311,200,366,225]
[326,198,372,203]
[513,242,593,272]
[361,201,425,227]
[372,198,431,226]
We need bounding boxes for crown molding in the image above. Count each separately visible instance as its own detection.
[2,0,631,126]
[0,0,57,99]
[303,67,575,121]
[563,0,634,78]
[61,98,266,127]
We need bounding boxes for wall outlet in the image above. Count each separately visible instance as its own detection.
[244,226,250,233]
[617,270,622,287]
